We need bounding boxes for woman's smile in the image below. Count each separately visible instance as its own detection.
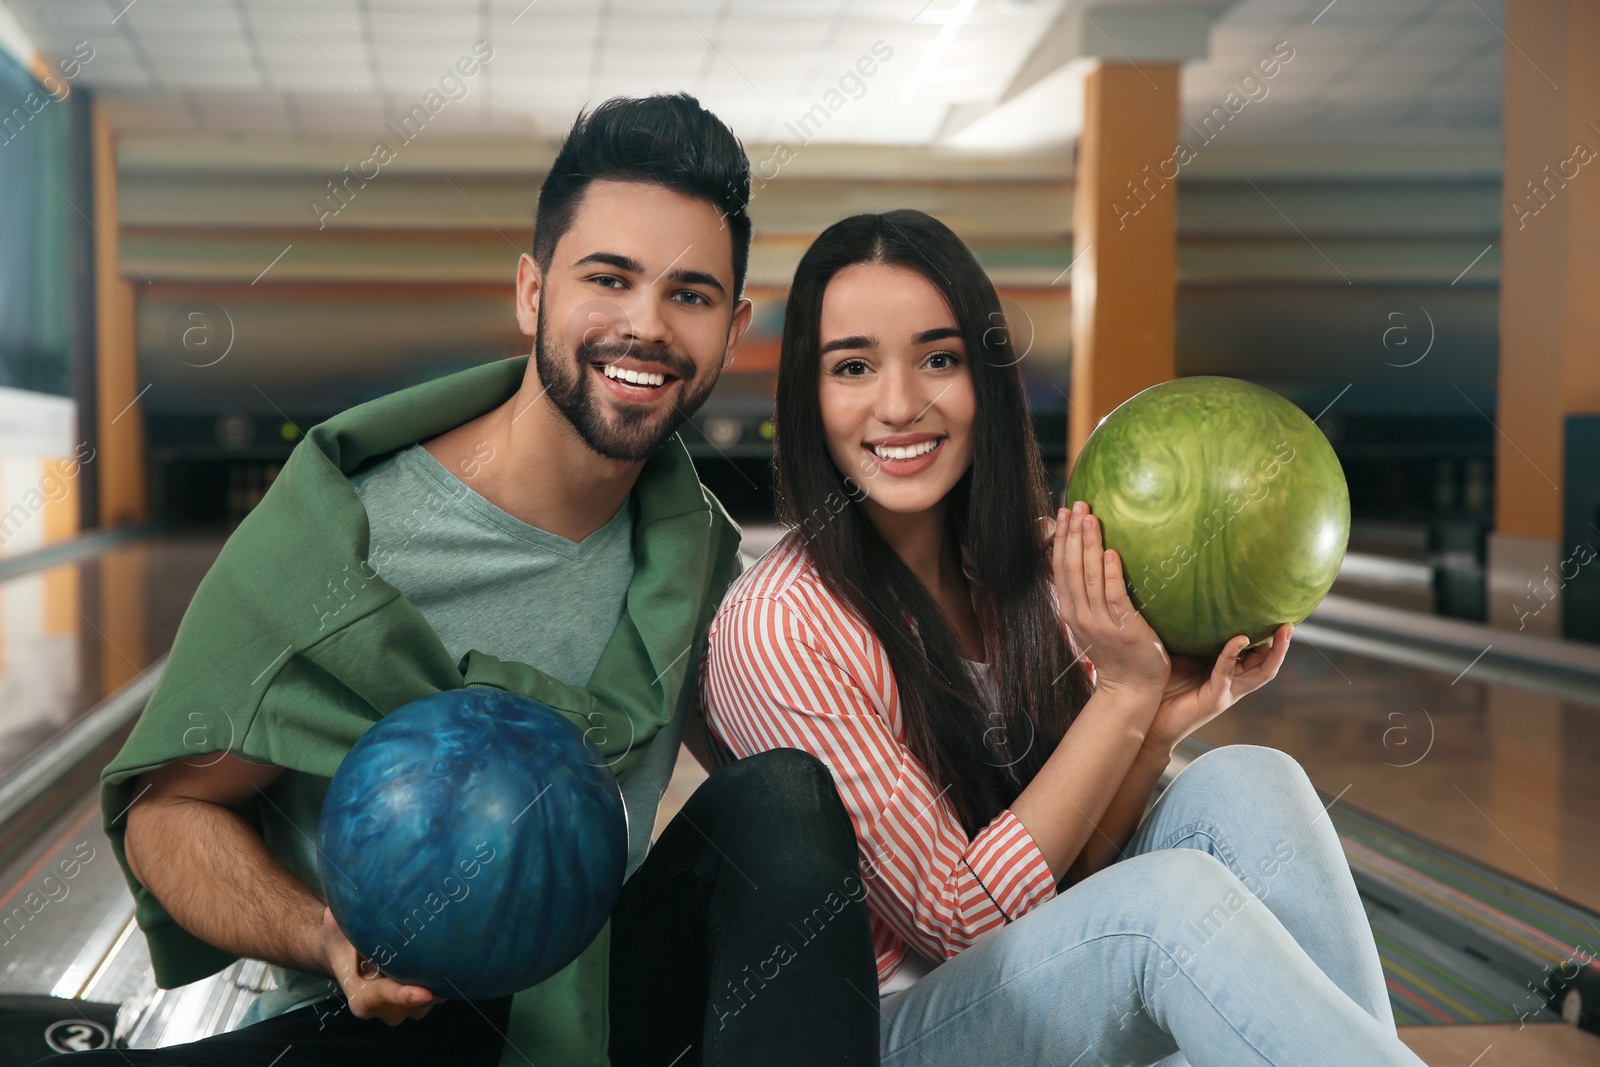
[862,433,947,476]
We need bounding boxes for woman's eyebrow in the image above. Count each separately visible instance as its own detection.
[913,327,961,344]
[820,334,874,355]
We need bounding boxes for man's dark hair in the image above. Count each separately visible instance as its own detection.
[533,93,752,298]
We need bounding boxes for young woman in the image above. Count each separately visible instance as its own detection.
[697,209,1425,1066]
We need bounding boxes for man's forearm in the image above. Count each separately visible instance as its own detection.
[1066,744,1172,883]
[127,797,332,977]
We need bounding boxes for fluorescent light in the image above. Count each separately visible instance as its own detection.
[0,0,38,71]
[900,0,980,104]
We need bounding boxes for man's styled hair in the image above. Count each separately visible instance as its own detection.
[533,92,753,298]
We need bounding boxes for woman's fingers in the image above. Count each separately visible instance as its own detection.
[1080,512,1107,619]
[1217,634,1250,674]
[1260,623,1293,676]
[1101,544,1129,624]
[1051,507,1068,580]
[1200,636,1244,692]
[1233,624,1293,691]
[1056,503,1086,614]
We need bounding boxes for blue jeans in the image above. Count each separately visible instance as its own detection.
[878,744,1425,1066]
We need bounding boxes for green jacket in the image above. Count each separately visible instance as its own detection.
[100,353,742,1065]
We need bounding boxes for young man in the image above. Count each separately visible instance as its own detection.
[75,94,878,1067]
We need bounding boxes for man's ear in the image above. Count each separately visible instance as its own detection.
[722,296,754,369]
[515,253,543,337]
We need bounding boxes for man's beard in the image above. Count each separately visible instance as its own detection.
[534,301,719,462]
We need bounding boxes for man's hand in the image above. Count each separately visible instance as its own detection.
[125,753,444,1028]
[317,907,444,1026]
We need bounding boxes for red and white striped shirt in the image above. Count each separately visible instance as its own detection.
[697,530,1091,990]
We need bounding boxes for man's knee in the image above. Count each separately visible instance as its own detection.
[694,749,858,873]
[701,748,841,821]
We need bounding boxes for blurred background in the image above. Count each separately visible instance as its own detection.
[0,1,1598,1063]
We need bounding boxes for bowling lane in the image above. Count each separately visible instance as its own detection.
[1188,613,1600,914]
[0,530,223,782]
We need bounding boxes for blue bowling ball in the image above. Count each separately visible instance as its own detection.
[317,688,628,999]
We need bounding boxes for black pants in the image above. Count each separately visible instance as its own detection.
[43,749,878,1066]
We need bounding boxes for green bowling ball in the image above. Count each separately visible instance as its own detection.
[1065,376,1350,657]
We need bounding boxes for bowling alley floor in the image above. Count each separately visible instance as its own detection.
[1397,1021,1600,1064]
[0,528,224,782]
[1186,631,1600,917]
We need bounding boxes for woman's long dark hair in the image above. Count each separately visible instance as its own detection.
[774,209,1095,837]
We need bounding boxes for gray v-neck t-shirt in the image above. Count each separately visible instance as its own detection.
[350,441,635,681]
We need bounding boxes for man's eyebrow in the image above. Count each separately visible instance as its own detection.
[572,252,727,298]
[573,251,644,274]
[664,267,726,298]
[819,334,873,356]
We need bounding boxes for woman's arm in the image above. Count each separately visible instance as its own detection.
[1018,500,1176,882]
[1006,685,1165,883]
[1059,742,1172,885]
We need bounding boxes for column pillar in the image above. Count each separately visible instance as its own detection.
[91,98,146,527]
[1489,0,1600,634]
[1068,61,1181,464]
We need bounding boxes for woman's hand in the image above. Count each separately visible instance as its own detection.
[1052,500,1170,696]
[1141,623,1294,757]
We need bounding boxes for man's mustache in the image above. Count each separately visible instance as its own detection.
[578,338,697,382]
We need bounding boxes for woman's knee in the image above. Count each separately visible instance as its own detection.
[1079,848,1250,934]
[1179,744,1314,807]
